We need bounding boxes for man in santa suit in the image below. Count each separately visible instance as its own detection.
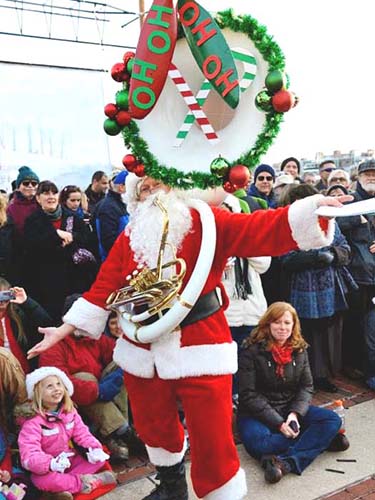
[29,174,347,500]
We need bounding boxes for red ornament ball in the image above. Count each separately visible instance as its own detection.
[115,110,132,127]
[228,165,250,189]
[104,103,118,119]
[134,164,145,177]
[272,90,296,113]
[111,62,128,83]
[223,181,237,194]
[123,51,135,66]
[122,154,138,170]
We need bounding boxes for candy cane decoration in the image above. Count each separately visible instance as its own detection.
[168,62,220,146]
[174,48,257,147]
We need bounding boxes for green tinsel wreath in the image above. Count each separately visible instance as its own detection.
[121,8,286,190]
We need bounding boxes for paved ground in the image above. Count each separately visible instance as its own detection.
[100,393,375,500]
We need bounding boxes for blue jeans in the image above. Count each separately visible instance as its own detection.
[237,406,341,474]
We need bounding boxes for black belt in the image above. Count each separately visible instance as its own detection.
[180,288,222,327]
[140,288,222,327]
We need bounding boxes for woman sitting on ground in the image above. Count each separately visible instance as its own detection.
[237,301,349,484]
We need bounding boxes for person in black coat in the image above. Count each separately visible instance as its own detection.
[23,181,97,322]
[237,302,348,484]
[94,170,129,261]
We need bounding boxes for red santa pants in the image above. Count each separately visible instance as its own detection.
[124,372,240,499]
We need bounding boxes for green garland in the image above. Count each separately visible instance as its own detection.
[122,8,286,190]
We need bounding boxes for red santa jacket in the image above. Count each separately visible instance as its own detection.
[64,197,333,380]
[39,334,115,406]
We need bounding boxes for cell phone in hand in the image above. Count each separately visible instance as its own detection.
[289,420,299,433]
[0,290,15,302]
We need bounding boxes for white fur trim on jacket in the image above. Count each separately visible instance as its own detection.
[146,438,187,466]
[288,194,335,250]
[113,331,238,380]
[113,337,155,378]
[26,367,74,400]
[204,468,247,500]
[62,297,109,340]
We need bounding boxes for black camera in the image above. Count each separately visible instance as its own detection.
[0,290,15,302]
[289,420,299,433]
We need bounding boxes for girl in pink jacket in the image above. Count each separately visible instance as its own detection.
[18,367,117,498]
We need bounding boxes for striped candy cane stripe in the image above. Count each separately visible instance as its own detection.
[174,48,257,147]
[168,63,219,147]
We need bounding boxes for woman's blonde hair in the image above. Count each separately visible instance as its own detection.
[246,301,308,351]
[31,375,74,416]
[0,194,8,227]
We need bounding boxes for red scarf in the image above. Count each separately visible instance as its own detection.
[0,314,30,374]
[270,344,293,378]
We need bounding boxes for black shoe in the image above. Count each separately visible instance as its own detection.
[142,460,188,500]
[261,455,291,484]
[314,377,338,393]
[328,433,350,452]
[120,426,147,456]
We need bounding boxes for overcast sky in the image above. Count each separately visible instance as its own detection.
[1,0,374,167]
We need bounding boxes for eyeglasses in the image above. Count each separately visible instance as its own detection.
[257,175,273,182]
[21,180,38,187]
[321,168,335,173]
[330,177,347,183]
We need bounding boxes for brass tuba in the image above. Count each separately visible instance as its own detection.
[106,196,186,321]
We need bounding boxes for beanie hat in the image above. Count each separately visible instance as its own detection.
[113,170,129,185]
[280,157,301,174]
[326,184,349,196]
[254,164,276,182]
[16,166,40,188]
[26,367,74,400]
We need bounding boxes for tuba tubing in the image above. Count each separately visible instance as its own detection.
[118,198,216,343]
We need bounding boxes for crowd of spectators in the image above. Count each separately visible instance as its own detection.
[0,156,374,496]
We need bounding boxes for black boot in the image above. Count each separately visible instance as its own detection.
[142,460,188,500]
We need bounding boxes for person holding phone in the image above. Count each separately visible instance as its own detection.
[0,278,53,374]
[237,302,349,484]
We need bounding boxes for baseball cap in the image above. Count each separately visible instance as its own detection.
[113,170,128,185]
[358,160,375,175]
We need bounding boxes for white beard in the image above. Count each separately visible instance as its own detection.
[125,190,192,269]
[361,181,375,195]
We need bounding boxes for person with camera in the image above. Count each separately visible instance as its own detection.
[0,278,53,374]
[237,302,349,485]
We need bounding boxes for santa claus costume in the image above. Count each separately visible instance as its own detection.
[63,174,334,500]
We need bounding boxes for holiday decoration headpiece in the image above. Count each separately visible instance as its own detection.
[103,0,298,192]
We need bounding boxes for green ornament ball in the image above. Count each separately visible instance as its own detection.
[210,156,230,178]
[116,89,129,110]
[265,70,287,94]
[103,118,121,136]
[255,89,273,112]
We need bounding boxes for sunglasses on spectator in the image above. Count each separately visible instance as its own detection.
[21,180,38,187]
[321,168,335,173]
[257,175,273,181]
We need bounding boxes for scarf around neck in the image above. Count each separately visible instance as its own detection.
[270,344,293,378]
[44,205,62,221]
